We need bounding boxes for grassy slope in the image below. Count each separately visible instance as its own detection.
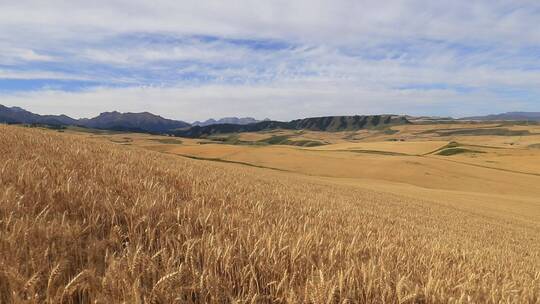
[0,125,539,303]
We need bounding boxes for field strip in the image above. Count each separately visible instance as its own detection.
[322,149,410,156]
[424,154,540,177]
[168,147,540,224]
[314,177,540,226]
[173,153,292,172]
[422,142,459,155]
[415,124,504,133]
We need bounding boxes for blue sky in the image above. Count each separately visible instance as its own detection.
[0,1,539,121]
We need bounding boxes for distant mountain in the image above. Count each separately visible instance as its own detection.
[461,112,540,121]
[288,115,409,131]
[0,104,78,125]
[79,111,190,133]
[406,115,456,122]
[0,105,190,134]
[176,115,410,138]
[192,117,265,127]
[1,105,410,137]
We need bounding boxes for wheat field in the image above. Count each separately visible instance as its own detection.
[1,125,539,303]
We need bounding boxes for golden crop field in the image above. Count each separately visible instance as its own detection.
[1,124,540,303]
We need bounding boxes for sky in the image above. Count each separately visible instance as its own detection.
[0,1,539,122]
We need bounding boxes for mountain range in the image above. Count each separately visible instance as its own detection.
[0,105,190,134]
[0,105,79,126]
[2,104,539,137]
[0,105,410,137]
[192,117,266,126]
[175,115,410,138]
[78,111,190,133]
[461,112,540,121]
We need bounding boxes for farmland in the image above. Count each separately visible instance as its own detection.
[1,123,539,303]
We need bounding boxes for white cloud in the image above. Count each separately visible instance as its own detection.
[78,40,256,66]
[15,49,55,62]
[0,70,66,80]
[0,47,56,64]
[1,82,535,121]
[1,1,539,46]
[0,0,538,118]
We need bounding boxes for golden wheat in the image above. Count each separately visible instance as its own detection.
[0,125,539,303]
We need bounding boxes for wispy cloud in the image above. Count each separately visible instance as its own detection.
[0,1,539,118]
